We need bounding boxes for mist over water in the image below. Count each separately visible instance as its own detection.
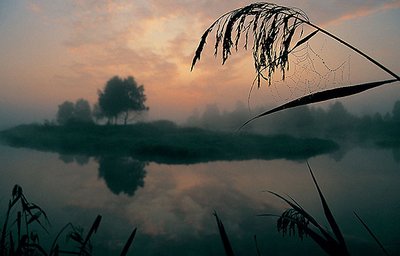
[185,100,400,139]
[1,128,399,255]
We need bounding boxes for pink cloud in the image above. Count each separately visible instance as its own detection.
[20,0,399,121]
[324,1,400,26]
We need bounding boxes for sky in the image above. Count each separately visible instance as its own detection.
[0,0,399,128]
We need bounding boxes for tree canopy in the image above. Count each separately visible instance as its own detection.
[56,101,75,125]
[74,99,93,123]
[56,99,93,125]
[97,76,149,124]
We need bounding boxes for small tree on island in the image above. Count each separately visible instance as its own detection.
[97,76,149,125]
[56,98,93,125]
[56,101,75,125]
[74,98,93,123]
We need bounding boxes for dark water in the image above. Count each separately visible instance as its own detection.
[0,144,399,255]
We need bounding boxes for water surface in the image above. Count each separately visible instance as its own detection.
[0,144,399,255]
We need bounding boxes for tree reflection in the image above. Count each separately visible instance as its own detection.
[97,156,147,196]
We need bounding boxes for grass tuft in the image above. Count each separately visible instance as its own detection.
[0,185,138,256]
[260,164,350,255]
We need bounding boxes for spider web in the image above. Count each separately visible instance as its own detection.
[260,39,352,106]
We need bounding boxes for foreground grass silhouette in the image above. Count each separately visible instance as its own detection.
[1,169,390,256]
[0,185,136,256]
[213,164,390,256]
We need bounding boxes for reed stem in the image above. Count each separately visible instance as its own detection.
[300,19,400,81]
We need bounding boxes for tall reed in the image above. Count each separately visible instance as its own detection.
[191,2,399,125]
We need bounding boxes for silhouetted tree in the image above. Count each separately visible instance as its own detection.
[92,103,104,123]
[392,100,400,122]
[56,101,75,125]
[56,99,93,125]
[74,99,93,123]
[97,76,149,125]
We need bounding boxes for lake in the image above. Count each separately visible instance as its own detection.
[0,143,399,255]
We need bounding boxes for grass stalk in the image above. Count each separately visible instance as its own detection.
[354,212,390,256]
[300,20,399,81]
[213,211,236,256]
[239,79,397,129]
[306,162,349,254]
[120,228,137,256]
[80,215,102,255]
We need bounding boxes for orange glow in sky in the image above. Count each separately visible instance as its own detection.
[0,0,399,127]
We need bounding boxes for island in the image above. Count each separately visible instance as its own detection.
[0,120,338,164]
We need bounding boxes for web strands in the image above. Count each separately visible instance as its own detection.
[263,41,351,105]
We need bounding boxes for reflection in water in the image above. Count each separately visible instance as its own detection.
[1,145,400,255]
[97,156,147,196]
[58,154,148,196]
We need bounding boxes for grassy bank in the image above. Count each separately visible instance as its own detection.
[0,120,338,164]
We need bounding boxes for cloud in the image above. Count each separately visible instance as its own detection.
[116,162,275,236]
[18,0,399,121]
[321,0,400,26]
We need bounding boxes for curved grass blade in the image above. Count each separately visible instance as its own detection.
[354,212,390,256]
[27,212,42,225]
[191,27,213,71]
[239,79,398,129]
[291,30,318,50]
[213,211,235,256]
[120,227,137,256]
[28,203,50,223]
[264,190,336,243]
[80,215,102,254]
[306,162,348,255]
[49,223,74,256]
